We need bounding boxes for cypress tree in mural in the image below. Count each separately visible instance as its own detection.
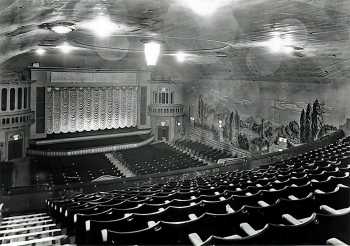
[198,95,208,126]
[311,99,320,141]
[229,112,234,141]
[198,95,205,125]
[300,109,305,143]
[234,110,240,139]
[235,110,241,134]
[198,96,202,125]
[261,119,265,138]
[305,104,312,143]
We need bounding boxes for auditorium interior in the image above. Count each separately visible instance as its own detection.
[0,0,350,245]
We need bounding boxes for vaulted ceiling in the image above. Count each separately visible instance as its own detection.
[0,0,349,84]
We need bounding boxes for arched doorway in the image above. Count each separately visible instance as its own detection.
[8,133,23,160]
[158,126,169,141]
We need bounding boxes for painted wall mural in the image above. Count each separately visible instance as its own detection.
[184,80,340,154]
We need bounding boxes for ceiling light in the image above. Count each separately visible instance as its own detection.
[144,41,161,66]
[181,0,230,16]
[57,42,74,54]
[176,51,187,63]
[35,47,46,56]
[81,16,119,38]
[283,46,294,54]
[266,36,283,53]
[51,25,74,34]
[265,33,295,54]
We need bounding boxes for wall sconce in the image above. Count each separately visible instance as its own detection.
[278,137,287,143]
[160,121,166,127]
[177,122,181,126]
[190,117,195,121]
[218,119,223,128]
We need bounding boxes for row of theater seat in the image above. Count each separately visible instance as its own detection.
[30,154,124,185]
[47,138,350,245]
[113,143,206,175]
[174,139,232,162]
[0,213,68,245]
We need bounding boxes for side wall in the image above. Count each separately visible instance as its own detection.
[182,79,344,154]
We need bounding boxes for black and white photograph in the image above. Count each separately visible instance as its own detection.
[0,0,349,245]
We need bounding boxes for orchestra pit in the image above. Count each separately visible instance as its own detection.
[1,0,350,245]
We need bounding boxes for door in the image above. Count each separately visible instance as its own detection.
[158,126,169,141]
[8,133,23,160]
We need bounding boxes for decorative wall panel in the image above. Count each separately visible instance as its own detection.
[46,86,138,133]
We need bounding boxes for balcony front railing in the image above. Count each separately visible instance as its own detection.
[148,104,184,116]
[0,111,34,129]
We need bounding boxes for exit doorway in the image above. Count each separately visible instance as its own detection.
[158,126,169,141]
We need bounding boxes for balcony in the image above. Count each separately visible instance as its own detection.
[148,104,184,117]
[0,111,34,129]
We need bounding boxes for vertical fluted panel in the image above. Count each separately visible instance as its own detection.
[77,88,84,131]
[47,89,53,134]
[100,88,107,130]
[53,89,61,133]
[126,87,132,127]
[106,88,113,129]
[69,88,77,132]
[120,87,126,128]
[132,87,138,126]
[84,88,92,131]
[113,88,120,128]
[61,88,69,133]
[92,88,99,130]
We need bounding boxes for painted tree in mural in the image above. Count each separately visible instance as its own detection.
[305,104,312,143]
[311,99,321,141]
[198,95,208,126]
[234,110,240,137]
[229,112,234,140]
[300,109,305,143]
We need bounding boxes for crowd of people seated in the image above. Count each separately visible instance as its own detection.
[47,139,350,245]
[174,139,233,162]
[30,154,124,186]
[113,143,206,175]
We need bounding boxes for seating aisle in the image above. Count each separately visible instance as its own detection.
[174,139,233,162]
[47,139,350,245]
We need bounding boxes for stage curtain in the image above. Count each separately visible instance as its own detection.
[46,86,138,133]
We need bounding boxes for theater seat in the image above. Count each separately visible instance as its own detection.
[105,222,162,245]
[312,210,350,245]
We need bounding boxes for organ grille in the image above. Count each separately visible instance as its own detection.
[46,86,138,133]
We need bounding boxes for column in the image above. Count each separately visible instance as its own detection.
[7,87,10,112]
[14,86,18,110]
[21,87,25,110]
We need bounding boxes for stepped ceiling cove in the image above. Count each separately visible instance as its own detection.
[0,0,349,83]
